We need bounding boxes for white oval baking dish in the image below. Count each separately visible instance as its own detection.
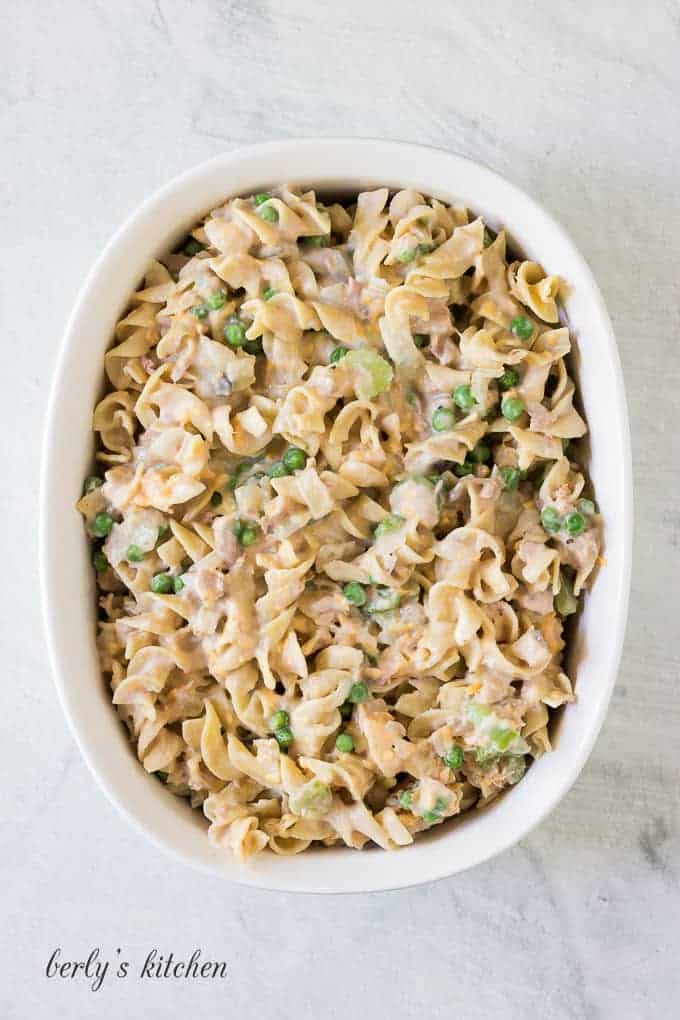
[41,139,632,892]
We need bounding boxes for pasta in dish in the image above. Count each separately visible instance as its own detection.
[77,184,602,860]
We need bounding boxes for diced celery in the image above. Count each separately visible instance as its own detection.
[398,790,413,810]
[555,572,578,617]
[474,746,500,766]
[344,348,394,400]
[374,513,405,538]
[505,755,527,785]
[490,726,518,751]
[466,702,491,725]
[366,588,401,614]
[288,779,333,819]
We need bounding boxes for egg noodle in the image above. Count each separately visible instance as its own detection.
[77,185,601,860]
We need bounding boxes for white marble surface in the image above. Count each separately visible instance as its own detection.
[2,1,679,1017]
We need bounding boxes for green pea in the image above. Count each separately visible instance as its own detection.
[91,513,113,538]
[261,287,276,302]
[395,242,431,263]
[274,726,294,750]
[191,304,209,319]
[374,513,405,538]
[172,575,184,594]
[563,510,586,536]
[500,466,521,491]
[282,446,307,472]
[302,234,330,247]
[253,192,272,206]
[206,290,227,310]
[330,346,348,364]
[483,227,496,248]
[335,732,354,753]
[150,572,173,594]
[259,205,279,223]
[343,581,366,607]
[454,463,474,477]
[501,396,525,421]
[443,746,464,769]
[470,443,490,463]
[398,790,413,810]
[157,524,170,543]
[238,524,258,547]
[578,498,596,516]
[268,461,289,479]
[422,810,440,824]
[405,390,417,406]
[413,333,428,348]
[453,384,475,411]
[270,709,290,731]
[184,238,203,256]
[348,681,369,704]
[509,315,533,341]
[498,367,519,391]
[432,406,455,432]
[223,318,246,347]
[126,544,144,563]
[92,549,108,572]
[83,475,104,494]
[540,506,562,533]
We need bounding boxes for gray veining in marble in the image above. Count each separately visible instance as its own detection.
[1,1,679,1017]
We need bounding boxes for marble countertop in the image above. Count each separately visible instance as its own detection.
[2,1,678,1017]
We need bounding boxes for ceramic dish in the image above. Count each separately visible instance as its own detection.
[41,139,632,892]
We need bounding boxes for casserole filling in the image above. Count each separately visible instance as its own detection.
[77,185,601,859]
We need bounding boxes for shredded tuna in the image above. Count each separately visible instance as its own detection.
[213,517,243,568]
[344,277,369,320]
[193,569,225,603]
[429,333,458,364]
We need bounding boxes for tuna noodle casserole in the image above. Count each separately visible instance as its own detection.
[77,185,601,860]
